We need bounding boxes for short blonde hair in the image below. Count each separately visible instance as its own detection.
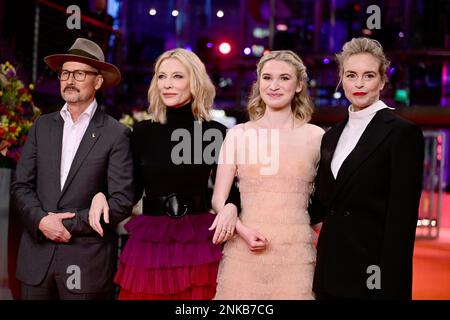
[147,48,215,123]
[247,50,314,122]
[336,37,390,89]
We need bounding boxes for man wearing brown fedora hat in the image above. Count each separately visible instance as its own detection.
[11,38,134,299]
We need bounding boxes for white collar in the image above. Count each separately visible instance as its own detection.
[348,100,394,120]
[60,99,97,123]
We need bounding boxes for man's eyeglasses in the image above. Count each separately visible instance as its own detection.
[58,69,100,81]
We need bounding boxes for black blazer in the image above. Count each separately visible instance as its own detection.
[309,108,424,299]
[11,108,134,293]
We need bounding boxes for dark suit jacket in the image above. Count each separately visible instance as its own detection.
[11,107,134,293]
[309,108,424,299]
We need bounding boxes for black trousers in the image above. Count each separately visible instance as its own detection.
[21,247,115,300]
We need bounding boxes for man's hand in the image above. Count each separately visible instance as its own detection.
[38,212,75,243]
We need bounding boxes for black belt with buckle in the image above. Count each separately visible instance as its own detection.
[142,193,209,218]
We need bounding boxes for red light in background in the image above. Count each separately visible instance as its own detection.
[219,42,231,55]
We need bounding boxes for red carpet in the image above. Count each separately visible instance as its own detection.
[2,227,449,300]
[413,227,450,300]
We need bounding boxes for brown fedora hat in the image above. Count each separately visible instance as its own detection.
[44,38,121,88]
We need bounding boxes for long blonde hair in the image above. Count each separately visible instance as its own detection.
[247,50,314,122]
[147,48,215,123]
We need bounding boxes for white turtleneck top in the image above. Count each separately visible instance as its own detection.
[331,100,394,179]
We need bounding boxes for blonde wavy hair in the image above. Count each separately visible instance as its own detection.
[335,37,391,89]
[147,48,215,123]
[247,50,314,122]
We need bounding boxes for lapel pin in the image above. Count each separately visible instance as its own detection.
[92,132,96,138]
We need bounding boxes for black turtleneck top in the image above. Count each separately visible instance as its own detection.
[131,103,240,209]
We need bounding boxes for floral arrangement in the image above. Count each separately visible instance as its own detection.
[119,109,151,128]
[0,61,41,163]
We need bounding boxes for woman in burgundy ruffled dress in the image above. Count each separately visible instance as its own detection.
[89,48,240,299]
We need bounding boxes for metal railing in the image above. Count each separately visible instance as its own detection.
[417,130,447,239]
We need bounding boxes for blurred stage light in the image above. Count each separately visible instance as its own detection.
[388,67,395,77]
[217,10,224,18]
[219,42,231,55]
[398,31,405,38]
[253,28,270,39]
[172,10,179,17]
[394,89,409,104]
[323,58,330,64]
[207,42,213,48]
[149,8,157,16]
[417,218,438,227]
[251,45,264,57]
[218,77,232,88]
[244,47,251,55]
[333,92,342,99]
[276,24,288,31]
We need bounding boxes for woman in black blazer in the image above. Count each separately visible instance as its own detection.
[309,37,424,300]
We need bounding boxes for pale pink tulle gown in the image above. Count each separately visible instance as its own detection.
[215,121,324,300]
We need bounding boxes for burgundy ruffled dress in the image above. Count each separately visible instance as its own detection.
[114,104,238,299]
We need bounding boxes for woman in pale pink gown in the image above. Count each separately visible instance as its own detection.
[212,50,324,299]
